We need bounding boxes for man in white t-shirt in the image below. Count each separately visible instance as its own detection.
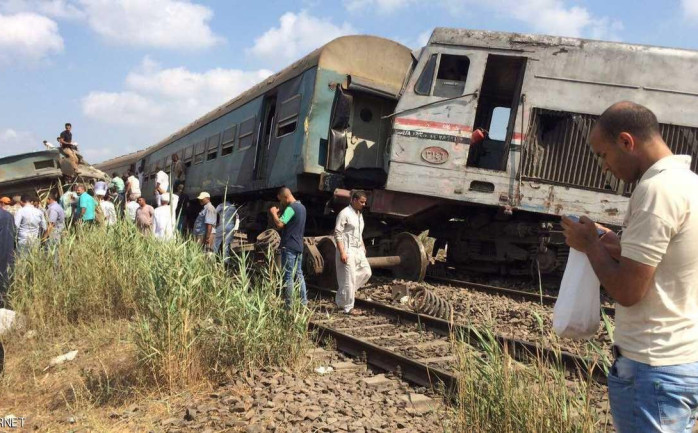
[125,194,139,222]
[125,169,141,200]
[153,193,175,240]
[562,101,698,433]
[155,170,169,207]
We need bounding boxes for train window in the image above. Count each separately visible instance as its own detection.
[164,155,172,172]
[433,54,470,98]
[221,125,236,156]
[194,140,206,165]
[34,160,56,170]
[239,116,256,149]
[489,107,511,141]
[184,146,193,167]
[414,54,437,95]
[207,134,220,161]
[276,95,301,137]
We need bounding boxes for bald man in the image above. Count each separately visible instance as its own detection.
[562,101,698,433]
[269,187,307,309]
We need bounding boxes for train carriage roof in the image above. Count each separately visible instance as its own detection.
[429,27,698,56]
[98,35,413,167]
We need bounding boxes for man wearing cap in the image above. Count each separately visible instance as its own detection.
[269,187,307,308]
[153,193,176,240]
[194,192,217,249]
[0,197,11,211]
[14,194,47,255]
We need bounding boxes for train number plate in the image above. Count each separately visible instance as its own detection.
[421,146,449,164]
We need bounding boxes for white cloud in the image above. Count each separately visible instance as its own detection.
[249,11,355,69]
[0,12,64,65]
[0,0,85,19]
[482,0,622,39]
[682,0,698,20]
[82,57,272,137]
[0,128,40,157]
[78,0,223,49]
[344,0,622,39]
[344,0,416,13]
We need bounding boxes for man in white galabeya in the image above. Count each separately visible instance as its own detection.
[562,101,698,433]
[334,190,371,315]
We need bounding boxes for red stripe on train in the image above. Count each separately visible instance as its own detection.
[394,117,473,132]
[395,117,524,141]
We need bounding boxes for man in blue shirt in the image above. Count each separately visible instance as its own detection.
[269,187,307,308]
[76,184,96,224]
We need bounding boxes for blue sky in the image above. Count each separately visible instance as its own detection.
[1,0,697,164]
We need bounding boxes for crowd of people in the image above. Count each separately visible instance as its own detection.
[0,172,241,300]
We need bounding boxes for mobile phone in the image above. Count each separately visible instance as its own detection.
[565,214,606,236]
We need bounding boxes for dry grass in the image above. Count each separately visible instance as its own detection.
[1,221,310,429]
[450,327,612,433]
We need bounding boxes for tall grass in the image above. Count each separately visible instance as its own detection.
[452,327,607,433]
[8,220,309,389]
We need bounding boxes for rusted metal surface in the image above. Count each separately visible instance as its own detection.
[521,109,698,195]
[425,273,616,318]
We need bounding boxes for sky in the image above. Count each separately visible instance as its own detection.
[1,0,697,164]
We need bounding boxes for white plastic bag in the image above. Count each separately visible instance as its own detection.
[553,248,601,339]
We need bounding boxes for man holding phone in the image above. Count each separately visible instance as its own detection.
[562,102,698,433]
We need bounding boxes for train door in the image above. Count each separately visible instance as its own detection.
[326,86,397,187]
[326,88,352,172]
[345,93,393,171]
[253,95,277,180]
[466,55,527,171]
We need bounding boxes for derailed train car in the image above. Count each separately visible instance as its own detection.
[100,29,698,278]
[0,149,106,198]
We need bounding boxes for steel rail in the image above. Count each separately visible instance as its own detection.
[425,274,616,318]
[308,321,457,393]
[308,283,608,385]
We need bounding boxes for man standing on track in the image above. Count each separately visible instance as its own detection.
[562,101,698,433]
[334,191,371,315]
[269,187,307,309]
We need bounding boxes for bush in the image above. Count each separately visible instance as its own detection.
[9,221,309,389]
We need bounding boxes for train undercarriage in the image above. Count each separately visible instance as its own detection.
[228,183,571,287]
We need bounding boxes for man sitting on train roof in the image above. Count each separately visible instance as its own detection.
[58,123,79,173]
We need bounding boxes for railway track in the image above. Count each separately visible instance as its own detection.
[425,269,616,318]
[307,283,608,394]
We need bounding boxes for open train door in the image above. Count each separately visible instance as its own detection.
[325,87,353,172]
